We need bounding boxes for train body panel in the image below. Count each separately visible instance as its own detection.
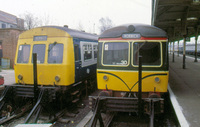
[14,26,98,86]
[97,69,168,92]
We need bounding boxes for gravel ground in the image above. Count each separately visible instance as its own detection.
[53,90,100,127]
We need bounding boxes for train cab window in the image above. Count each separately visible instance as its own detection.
[32,44,45,63]
[17,45,30,63]
[48,44,63,63]
[93,44,98,59]
[133,42,161,66]
[83,44,92,61]
[103,42,129,66]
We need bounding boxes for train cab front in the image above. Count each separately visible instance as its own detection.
[14,27,75,88]
[90,24,169,117]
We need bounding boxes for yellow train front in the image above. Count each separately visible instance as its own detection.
[15,26,98,87]
[0,26,98,123]
[89,24,168,126]
[12,26,98,111]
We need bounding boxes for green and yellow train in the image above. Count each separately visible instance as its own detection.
[97,24,168,97]
[89,24,169,126]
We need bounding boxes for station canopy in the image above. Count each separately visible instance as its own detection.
[152,0,200,41]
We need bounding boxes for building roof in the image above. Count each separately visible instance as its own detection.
[152,0,200,41]
[0,10,17,24]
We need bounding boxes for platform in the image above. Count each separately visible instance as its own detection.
[169,53,200,127]
[0,69,15,85]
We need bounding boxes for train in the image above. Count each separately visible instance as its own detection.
[89,24,168,126]
[177,44,200,55]
[15,26,98,87]
[0,26,98,123]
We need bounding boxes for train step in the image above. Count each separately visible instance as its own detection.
[71,90,79,96]
[14,87,34,97]
[72,98,79,103]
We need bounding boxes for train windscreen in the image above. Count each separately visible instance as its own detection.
[48,44,63,63]
[133,42,161,66]
[103,42,129,66]
[17,45,30,63]
[32,44,46,63]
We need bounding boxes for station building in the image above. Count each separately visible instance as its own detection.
[0,10,24,68]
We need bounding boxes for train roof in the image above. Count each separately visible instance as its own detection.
[44,26,99,40]
[100,24,167,39]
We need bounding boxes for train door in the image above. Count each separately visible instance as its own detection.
[0,41,2,65]
[74,39,82,82]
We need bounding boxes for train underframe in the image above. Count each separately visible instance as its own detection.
[0,75,96,124]
[89,91,166,127]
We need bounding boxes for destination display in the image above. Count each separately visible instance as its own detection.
[33,36,47,41]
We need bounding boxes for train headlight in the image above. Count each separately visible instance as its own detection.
[155,77,160,83]
[18,75,23,80]
[103,75,109,81]
[55,76,60,82]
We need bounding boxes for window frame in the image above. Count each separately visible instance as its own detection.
[83,44,93,61]
[80,41,98,67]
[101,41,130,67]
[131,41,163,67]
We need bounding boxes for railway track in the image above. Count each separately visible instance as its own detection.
[0,99,88,127]
[0,89,98,127]
[84,93,179,127]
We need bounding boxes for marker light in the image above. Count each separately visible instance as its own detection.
[103,75,108,81]
[155,77,160,83]
[55,76,60,82]
[18,75,23,80]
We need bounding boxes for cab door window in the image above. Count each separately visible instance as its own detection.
[17,45,30,63]
[93,44,98,59]
[48,44,63,63]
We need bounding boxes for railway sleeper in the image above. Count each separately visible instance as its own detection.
[88,96,164,127]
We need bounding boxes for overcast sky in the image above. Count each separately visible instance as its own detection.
[0,0,152,34]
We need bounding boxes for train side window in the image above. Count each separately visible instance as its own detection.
[74,45,79,61]
[80,41,97,67]
[32,44,45,63]
[103,42,129,66]
[83,44,92,61]
[17,45,30,63]
[48,44,63,63]
[133,42,161,66]
[93,44,98,59]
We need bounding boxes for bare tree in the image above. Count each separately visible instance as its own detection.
[20,12,52,30]
[99,17,114,33]
[39,13,52,26]
[77,21,84,31]
[20,12,39,30]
